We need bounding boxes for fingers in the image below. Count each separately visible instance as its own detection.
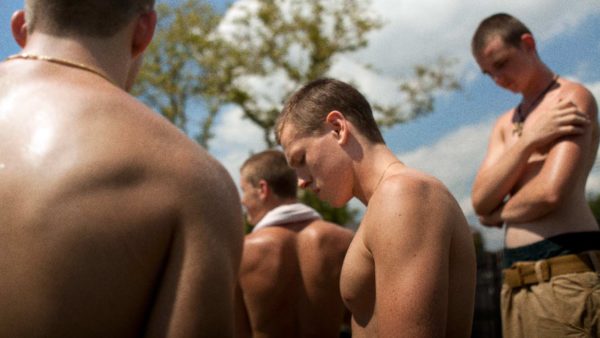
[555,98,575,109]
[553,100,590,126]
[556,124,587,136]
[557,111,590,126]
[478,216,504,228]
[523,99,591,146]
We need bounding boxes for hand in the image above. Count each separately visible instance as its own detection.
[478,207,504,228]
[522,100,590,148]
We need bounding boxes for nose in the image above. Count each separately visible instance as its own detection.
[489,72,507,88]
[298,177,311,189]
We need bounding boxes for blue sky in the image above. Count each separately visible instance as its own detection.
[2,0,599,250]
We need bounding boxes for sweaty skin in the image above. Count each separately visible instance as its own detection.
[237,219,353,338]
[339,169,476,338]
[472,35,599,247]
[0,33,243,338]
[280,116,476,338]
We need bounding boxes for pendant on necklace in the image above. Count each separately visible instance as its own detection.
[512,122,523,137]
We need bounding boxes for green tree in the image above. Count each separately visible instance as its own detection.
[209,0,459,147]
[133,0,223,147]
[134,0,460,226]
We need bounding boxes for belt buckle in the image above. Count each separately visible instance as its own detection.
[534,259,550,283]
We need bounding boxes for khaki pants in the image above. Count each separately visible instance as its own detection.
[501,272,600,337]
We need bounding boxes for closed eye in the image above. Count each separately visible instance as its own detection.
[289,153,305,168]
[493,58,507,70]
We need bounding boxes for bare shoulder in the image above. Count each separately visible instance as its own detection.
[493,107,517,134]
[557,78,598,118]
[244,230,284,257]
[304,219,354,239]
[240,229,293,280]
[299,219,354,251]
[376,167,456,208]
[364,167,466,246]
[84,86,237,202]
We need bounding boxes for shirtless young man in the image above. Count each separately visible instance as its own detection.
[276,78,476,337]
[471,13,600,338]
[236,150,354,338]
[0,1,243,337]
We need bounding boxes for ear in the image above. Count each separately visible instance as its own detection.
[258,179,269,201]
[11,10,27,48]
[325,110,350,145]
[131,9,157,58]
[520,33,536,53]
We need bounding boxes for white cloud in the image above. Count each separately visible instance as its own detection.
[206,0,600,249]
[353,0,600,79]
[208,106,268,185]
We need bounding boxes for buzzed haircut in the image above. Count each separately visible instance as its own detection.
[276,78,385,145]
[471,13,532,56]
[241,150,298,199]
[25,0,155,37]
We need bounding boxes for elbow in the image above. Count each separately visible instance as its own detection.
[541,189,561,210]
[472,201,487,217]
[471,192,493,217]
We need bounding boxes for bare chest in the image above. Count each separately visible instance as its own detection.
[340,232,376,327]
[502,115,551,189]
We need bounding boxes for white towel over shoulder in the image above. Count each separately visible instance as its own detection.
[252,203,322,233]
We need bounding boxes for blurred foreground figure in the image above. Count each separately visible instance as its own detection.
[0,1,243,337]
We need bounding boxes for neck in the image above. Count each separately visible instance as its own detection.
[521,64,555,104]
[266,197,298,211]
[353,144,402,205]
[22,32,133,89]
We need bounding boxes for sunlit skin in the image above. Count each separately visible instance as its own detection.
[279,110,476,338]
[474,35,535,93]
[284,128,356,208]
[236,163,354,338]
[471,33,599,247]
[240,175,268,226]
[0,6,243,338]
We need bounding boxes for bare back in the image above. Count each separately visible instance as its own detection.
[0,60,243,337]
[238,219,353,338]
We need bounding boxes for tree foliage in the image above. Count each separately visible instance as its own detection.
[134,0,461,226]
[133,0,223,147]
[135,0,459,147]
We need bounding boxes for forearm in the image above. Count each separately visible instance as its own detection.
[472,140,534,215]
[500,187,555,223]
[501,137,587,223]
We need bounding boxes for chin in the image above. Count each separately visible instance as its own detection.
[503,83,521,94]
[324,195,351,208]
